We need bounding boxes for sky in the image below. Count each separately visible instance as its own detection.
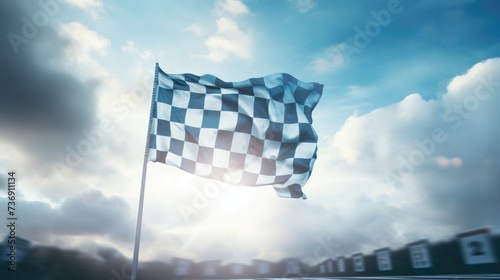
[1,0,500,267]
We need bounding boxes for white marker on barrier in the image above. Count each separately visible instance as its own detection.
[457,228,497,265]
[352,253,365,272]
[408,240,432,269]
[375,248,393,271]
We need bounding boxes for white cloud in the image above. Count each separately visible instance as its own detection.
[328,57,500,237]
[289,0,317,13]
[121,40,136,53]
[57,21,113,82]
[65,0,103,17]
[309,43,350,73]
[59,21,109,64]
[332,93,440,165]
[445,56,500,102]
[192,0,253,63]
[214,0,249,16]
[332,58,500,169]
[204,17,252,63]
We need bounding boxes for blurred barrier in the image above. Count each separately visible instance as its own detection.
[168,228,500,278]
[1,227,499,279]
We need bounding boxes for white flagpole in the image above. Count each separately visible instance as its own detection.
[131,62,159,280]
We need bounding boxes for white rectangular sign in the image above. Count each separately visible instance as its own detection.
[409,241,432,269]
[458,229,497,265]
[337,257,345,272]
[352,253,365,272]
[375,249,392,271]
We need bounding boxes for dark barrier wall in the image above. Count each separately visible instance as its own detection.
[1,228,499,279]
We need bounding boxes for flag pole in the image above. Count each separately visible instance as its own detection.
[131,62,159,280]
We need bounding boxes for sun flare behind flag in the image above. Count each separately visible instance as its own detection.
[147,64,323,199]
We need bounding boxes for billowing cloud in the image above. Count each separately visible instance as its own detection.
[329,58,500,236]
[59,21,109,64]
[289,0,317,13]
[65,0,103,17]
[204,17,252,63]
[198,0,253,63]
[214,0,249,16]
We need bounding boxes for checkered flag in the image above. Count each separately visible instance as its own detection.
[147,64,323,198]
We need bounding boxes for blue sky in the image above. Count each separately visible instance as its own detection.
[1,0,500,267]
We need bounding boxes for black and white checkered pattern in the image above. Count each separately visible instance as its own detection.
[148,64,323,199]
